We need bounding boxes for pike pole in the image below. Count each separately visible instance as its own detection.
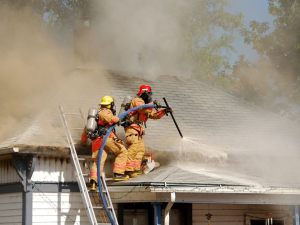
[163,97,183,138]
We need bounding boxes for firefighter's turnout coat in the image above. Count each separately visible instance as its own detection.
[86,108,128,182]
[125,97,166,172]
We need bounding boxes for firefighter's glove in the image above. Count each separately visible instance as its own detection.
[153,100,161,109]
[120,120,132,128]
[114,138,124,144]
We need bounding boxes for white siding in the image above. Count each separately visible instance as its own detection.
[0,157,82,184]
[33,192,89,225]
[0,193,22,225]
[0,160,20,184]
[193,204,293,225]
[32,157,90,183]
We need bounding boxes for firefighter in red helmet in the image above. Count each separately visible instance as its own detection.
[122,84,171,178]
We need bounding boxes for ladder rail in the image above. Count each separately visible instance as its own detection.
[96,126,119,225]
[101,175,118,222]
[59,105,99,225]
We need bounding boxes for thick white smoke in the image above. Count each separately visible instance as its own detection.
[0,5,73,141]
[91,0,192,79]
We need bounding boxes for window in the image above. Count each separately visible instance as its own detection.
[118,203,192,225]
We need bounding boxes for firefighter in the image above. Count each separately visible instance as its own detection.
[82,96,129,191]
[122,84,171,178]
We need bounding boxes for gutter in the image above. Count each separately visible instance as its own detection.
[110,181,300,195]
[108,183,300,205]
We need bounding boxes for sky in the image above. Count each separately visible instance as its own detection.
[231,0,272,23]
[228,0,274,63]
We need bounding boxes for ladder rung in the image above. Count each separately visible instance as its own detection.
[78,156,93,160]
[93,205,112,210]
[78,158,93,162]
[75,173,89,178]
[87,189,108,193]
[64,113,82,116]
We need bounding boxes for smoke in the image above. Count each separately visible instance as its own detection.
[234,58,300,118]
[91,0,192,79]
[1,2,299,190]
[0,5,72,140]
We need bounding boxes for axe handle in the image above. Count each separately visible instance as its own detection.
[163,97,183,138]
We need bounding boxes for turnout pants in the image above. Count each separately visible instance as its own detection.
[125,127,145,172]
[90,137,127,182]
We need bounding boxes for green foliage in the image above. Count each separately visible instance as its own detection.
[1,0,90,27]
[181,0,243,79]
[237,0,300,113]
[242,0,300,82]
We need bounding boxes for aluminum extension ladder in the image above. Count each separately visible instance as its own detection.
[59,105,119,225]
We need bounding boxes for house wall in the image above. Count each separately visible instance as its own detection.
[0,193,22,225]
[2,157,296,225]
[193,204,293,225]
[0,157,82,184]
[31,156,114,183]
[32,192,89,225]
[0,159,19,184]
[32,157,78,183]
[0,156,115,225]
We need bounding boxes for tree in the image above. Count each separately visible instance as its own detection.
[1,0,91,27]
[242,0,300,84]
[182,0,243,79]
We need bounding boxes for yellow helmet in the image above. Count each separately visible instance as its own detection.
[100,95,114,106]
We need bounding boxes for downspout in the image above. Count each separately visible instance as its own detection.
[164,192,176,225]
[294,206,299,225]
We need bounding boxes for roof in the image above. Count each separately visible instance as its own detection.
[1,68,300,194]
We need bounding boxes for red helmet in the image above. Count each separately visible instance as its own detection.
[137,84,152,96]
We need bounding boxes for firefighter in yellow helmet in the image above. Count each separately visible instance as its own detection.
[122,85,171,178]
[84,96,129,190]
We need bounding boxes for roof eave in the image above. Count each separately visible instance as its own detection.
[108,184,300,205]
[0,145,71,158]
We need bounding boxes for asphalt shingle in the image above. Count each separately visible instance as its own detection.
[1,69,300,189]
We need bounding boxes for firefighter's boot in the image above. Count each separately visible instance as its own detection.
[89,180,97,192]
[113,173,129,182]
[127,170,143,178]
